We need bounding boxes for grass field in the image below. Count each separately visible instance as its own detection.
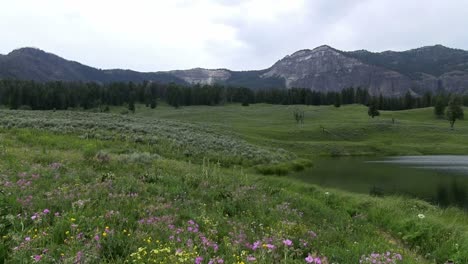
[0,104,467,263]
[137,103,468,159]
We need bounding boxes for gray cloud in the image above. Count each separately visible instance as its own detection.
[0,0,467,71]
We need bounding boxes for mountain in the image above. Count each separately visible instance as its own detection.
[262,45,413,97]
[1,45,468,96]
[345,45,468,95]
[0,48,187,84]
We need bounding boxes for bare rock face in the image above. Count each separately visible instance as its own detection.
[169,68,231,85]
[412,73,440,94]
[262,46,413,96]
[439,71,468,94]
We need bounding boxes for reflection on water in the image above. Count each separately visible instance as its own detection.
[293,156,468,209]
[371,156,468,174]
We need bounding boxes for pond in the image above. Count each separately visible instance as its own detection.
[292,155,468,209]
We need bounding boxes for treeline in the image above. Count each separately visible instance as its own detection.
[0,79,466,110]
[0,80,161,110]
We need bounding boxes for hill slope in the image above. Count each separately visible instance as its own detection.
[0,48,187,84]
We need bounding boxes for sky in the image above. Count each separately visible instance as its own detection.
[1,0,467,72]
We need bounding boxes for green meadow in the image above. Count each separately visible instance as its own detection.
[0,104,467,263]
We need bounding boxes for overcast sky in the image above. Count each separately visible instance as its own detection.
[1,0,467,71]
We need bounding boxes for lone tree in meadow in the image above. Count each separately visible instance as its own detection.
[293,109,305,125]
[434,96,446,117]
[446,95,464,129]
[367,100,380,118]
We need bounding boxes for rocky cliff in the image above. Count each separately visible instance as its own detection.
[261,45,414,96]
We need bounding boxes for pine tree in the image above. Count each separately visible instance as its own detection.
[128,91,136,113]
[150,98,157,109]
[446,95,464,129]
[334,93,341,107]
[368,100,380,118]
[434,96,446,117]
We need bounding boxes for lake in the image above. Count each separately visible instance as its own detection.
[292,155,468,209]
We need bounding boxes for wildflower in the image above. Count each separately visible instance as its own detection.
[43,209,50,214]
[94,235,100,241]
[32,255,42,262]
[305,254,314,263]
[252,241,261,250]
[265,244,275,250]
[247,256,256,262]
[75,251,83,263]
[283,239,293,247]
[360,252,403,263]
[195,256,204,264]
[418,214,425,219]
[25,237,31,241]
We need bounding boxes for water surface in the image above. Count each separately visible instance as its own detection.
[292,155,468,208]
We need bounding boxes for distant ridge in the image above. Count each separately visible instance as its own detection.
[1,45,468,96]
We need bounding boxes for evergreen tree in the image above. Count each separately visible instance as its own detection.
[128,91,136,113]
[368,100,380,118]
[128,100,135,113]
[434,96,446,117]
[334,93,341,107]
[144,84,152,107]
[446,95,464,129]
[404,91,414,109]
[378,93,384,109]
[167,83,182,108]
[150,98,157,109]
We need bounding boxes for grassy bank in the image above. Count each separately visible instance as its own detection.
[0,104,467,263]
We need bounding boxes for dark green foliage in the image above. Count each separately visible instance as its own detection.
[0,79,461,111]
[150,98,157,109]
[334,93,342,108]
[404,91,414,109]
[446,95,464,129]
[434,96,446,116]
[368,100,380,118]
[166,83,183,108]
[346,45,468,78]
[128,102,135,113]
